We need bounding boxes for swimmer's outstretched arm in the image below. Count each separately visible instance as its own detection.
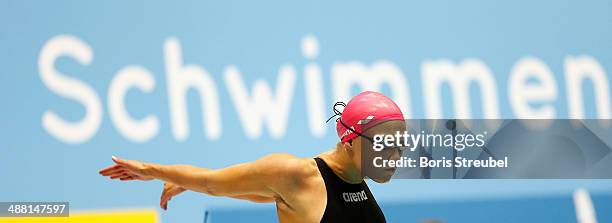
[99,154,305,204]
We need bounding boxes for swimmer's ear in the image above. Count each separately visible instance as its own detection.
[342,141,353,151]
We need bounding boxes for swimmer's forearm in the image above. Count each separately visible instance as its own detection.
[144,163,213,194]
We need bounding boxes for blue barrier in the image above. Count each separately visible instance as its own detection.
[205,192,612,223]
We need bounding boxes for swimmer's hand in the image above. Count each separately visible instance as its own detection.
[160,182,186,210]
[99,156,154,181]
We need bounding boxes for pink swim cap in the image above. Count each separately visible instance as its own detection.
[329,91,405,142]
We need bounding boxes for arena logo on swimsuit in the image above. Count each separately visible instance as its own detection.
[342,190,368,203]
[38,35,612,144]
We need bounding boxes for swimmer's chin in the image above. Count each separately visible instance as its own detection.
[371,177,392,183]
[370,174,394,183]
[364,169,395,183]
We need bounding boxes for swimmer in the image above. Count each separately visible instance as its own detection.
[99,91,406,223]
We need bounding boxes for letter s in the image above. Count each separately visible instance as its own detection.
[38,35,102,144]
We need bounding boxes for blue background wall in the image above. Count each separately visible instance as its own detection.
[1,1,612,222]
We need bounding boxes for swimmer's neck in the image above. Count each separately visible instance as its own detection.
[318,145,363,184]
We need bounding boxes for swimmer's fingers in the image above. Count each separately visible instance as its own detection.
[112,156,144,173]
[105,170,136,181]
[111,156,154,181]
[99,165,131,178]
[109,171,128,179]
[160,183,171,210]
[160,183,186,210]
[98,164,122,175]
[99,156,154,181]
[99,157,138,176]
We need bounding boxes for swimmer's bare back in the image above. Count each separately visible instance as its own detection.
[99,153,329,223]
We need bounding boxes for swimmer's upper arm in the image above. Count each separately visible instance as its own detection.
[202,153,307,198]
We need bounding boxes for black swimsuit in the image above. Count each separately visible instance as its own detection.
[314,157,387,223]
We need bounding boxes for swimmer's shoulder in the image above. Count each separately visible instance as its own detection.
[258,153,321,184]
